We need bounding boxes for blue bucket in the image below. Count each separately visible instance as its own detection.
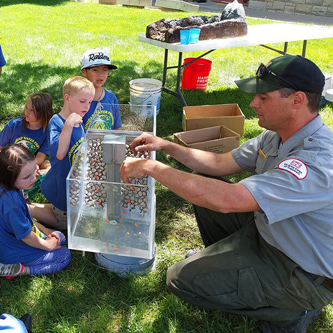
[95,244,157,278]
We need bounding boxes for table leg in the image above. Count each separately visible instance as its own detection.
[260,40,307,57]
[176,52,187,106]
[162,49,168,87]
[302,40,307,57]
[162,49,188,105]
[161,49,216,106]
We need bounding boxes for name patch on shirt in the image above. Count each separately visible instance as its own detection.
[278,158,308,180]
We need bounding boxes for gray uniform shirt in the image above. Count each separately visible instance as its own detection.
[232,115,333,278]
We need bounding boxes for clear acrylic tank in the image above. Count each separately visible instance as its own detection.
[67,104,156,260]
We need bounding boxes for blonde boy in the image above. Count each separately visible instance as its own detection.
[32,76,95,230]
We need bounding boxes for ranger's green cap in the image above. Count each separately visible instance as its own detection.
[235,55,325,94]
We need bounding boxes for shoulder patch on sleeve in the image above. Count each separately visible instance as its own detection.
[278,158,308,180]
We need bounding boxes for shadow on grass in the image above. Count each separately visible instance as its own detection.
[1,59,256,138]
[0,0,67,7]
[1,63,78,120]
[11,250,252,332]
[1,60,150,113]
[155,183,194,244]
[10,251,201,332]
[1,58,168,111]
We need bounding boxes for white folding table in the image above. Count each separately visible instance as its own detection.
[139,23,333,105]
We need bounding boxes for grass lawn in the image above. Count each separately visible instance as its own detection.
[0,1,333,332]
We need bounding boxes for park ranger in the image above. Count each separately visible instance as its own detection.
[120,54,333,332]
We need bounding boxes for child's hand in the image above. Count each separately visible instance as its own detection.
[48,231,60,241]
[23,231,61,251]
[45,236,61,250]
[35,164,42,177]
[66,113,83,128]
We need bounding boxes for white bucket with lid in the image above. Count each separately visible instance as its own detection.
[129,78,162,117]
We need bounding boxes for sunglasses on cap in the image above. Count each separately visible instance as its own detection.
[256,63,298,91]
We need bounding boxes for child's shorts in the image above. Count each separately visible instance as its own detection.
[52,205,67,230]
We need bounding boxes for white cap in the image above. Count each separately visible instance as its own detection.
[81,48,117,70]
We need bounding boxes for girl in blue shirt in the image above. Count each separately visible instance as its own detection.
[0,92,53,175]
[0,144,70,278]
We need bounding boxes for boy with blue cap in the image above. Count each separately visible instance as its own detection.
[120,54,333,332]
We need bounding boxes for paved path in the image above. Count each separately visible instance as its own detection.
[198,1,333,26]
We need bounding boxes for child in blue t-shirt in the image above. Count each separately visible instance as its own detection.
[0,92,53,175]
[80,48,122,131]
[0,43,6,74]
[0,144,70,278]
[34,76,95,230]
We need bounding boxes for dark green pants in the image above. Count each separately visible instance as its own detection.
[166,205,333,326]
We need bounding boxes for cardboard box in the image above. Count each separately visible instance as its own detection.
[182,104,245,136]
[174,126,240,154]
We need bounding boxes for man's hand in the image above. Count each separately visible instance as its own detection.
[130,133,167,155]
[120,157,152,183]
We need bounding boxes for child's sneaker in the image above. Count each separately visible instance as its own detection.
[0,263,24,279]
